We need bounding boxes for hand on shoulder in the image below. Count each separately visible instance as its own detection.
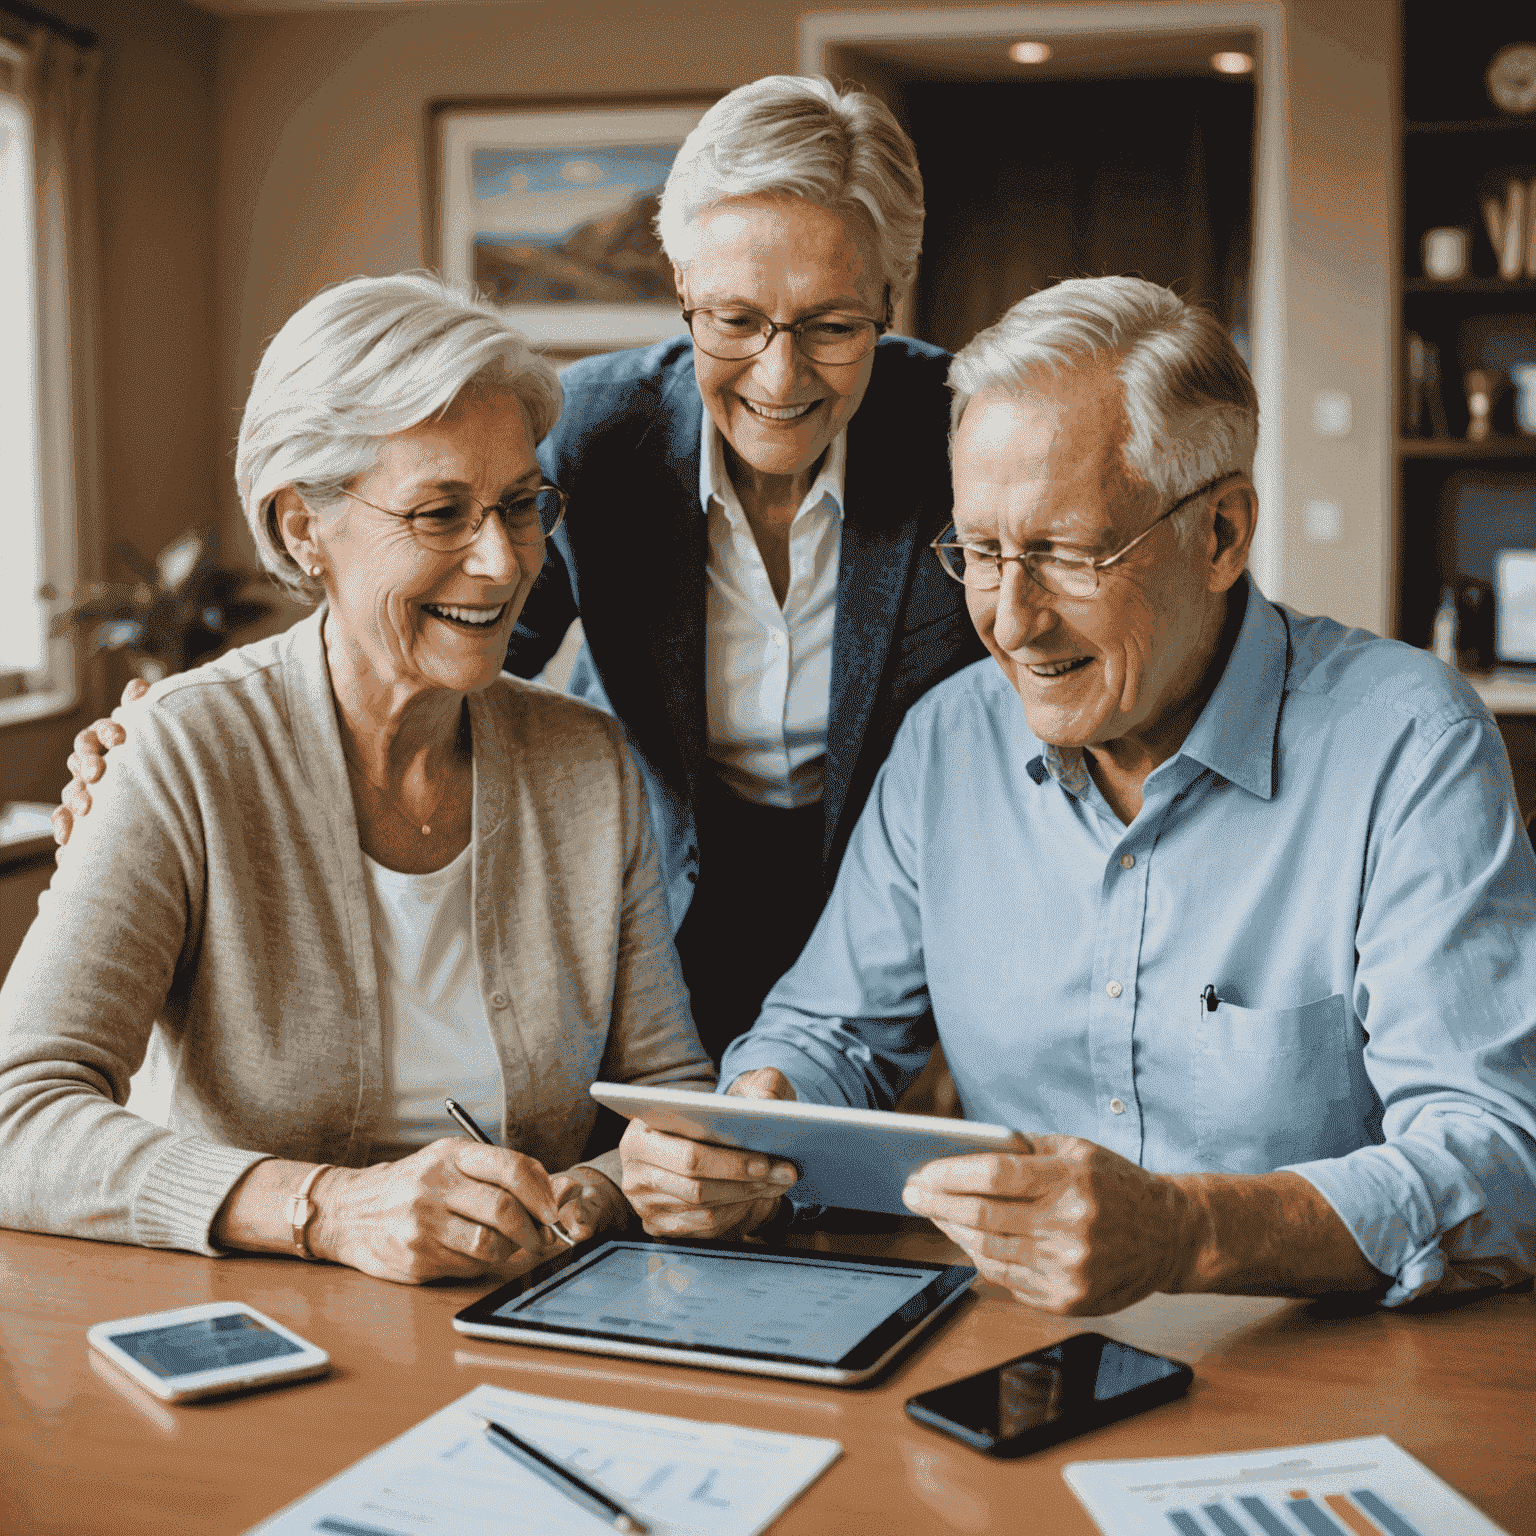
[54,677,149,849]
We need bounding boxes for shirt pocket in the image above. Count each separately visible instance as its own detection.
[1192,992,1358,1174]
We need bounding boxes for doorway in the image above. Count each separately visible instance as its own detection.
[800,3,1287,599]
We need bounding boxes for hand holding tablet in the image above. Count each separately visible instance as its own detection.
[617,1069,804,1240]
[602,1077,1033,1229]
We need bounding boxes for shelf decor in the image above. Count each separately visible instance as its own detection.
[1486,42,1536,115]
[1422,225,1470,279]
[1481,178,1534,279]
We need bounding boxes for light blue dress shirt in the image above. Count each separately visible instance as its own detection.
[722,578,1536,1305]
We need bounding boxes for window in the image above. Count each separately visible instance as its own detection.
[0,79,76,722]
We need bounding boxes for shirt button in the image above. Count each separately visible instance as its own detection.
[771,630,787,646]
[1120,853,1135,869]
[1106,980,1123,998]
[1109,1097,1127,1115]
[489,992,508,1009]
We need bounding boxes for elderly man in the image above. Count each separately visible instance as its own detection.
[621,275,1536,1314]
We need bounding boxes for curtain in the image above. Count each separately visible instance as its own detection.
[0,17,102,688]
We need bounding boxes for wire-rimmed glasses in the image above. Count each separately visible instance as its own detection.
[339,483,567,553]
[681,306,889,365]
[930,472,1239,599]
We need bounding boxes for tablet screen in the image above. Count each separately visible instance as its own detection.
[490,1243,940,1365]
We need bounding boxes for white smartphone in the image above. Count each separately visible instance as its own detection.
[86,1301,330,1402]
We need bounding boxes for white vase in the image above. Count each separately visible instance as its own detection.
[1512,363,1536,437]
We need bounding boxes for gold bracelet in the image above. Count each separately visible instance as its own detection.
[286,1163,334,1261]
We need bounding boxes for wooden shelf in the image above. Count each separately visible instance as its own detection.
[1403,278,1536,294]
[1398,436,1536,459]
[1465,671,1536,715]
[1405,118,1536,134]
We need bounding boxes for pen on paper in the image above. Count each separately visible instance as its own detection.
[444,1097,576,1247]
[475,1414,651,1535]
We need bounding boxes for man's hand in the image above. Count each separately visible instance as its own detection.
[901,1135,1200,1315]
[53,677,149,849]
[620,1068,800,1240]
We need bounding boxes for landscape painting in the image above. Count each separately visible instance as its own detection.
[432,96,717,358]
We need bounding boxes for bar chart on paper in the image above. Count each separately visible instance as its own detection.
[1063,1436,1510,1536]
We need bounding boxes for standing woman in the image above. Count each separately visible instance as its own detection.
[508,76,983,1059]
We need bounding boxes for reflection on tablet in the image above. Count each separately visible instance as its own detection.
[494,1245,936,1366]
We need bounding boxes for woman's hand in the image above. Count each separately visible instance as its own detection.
[215,1140,625,1286]
[53,677,149,849]
[619,1068,799,1241]
[313,1140,631,1284]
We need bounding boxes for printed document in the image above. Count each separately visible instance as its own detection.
[1064,1434,1509,1536]
[245,1381,842,1536]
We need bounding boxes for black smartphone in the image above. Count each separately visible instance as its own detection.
[904,1332,1192,1457]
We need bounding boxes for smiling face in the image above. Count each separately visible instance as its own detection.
[301,388,545,701]
[676,195,886,497]
[951,371,1235,761]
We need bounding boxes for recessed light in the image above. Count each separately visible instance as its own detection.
[1009,40,1052,65]
[1211,50,1254,75]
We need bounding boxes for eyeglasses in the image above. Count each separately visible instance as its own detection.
[338,483,567,553]
[681,303,889,365]
[930,472,1239,598]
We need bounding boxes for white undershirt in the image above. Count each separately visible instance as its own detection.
[362,843,504,1150]
[698,414,844,808]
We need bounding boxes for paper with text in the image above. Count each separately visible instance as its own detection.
[1064,1435,1509,1536]
[245,1382,842,1536]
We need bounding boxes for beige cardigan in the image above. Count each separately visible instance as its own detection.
[0,610,713,1255]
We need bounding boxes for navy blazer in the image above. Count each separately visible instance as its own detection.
[507,334,985,927]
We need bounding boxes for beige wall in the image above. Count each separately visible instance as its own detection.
[0,0,219,806]
[1280,0,1397,634]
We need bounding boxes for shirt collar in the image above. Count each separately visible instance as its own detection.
[698,411,847,523]
[1028,574,1287,802]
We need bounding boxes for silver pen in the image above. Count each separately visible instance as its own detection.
[476,1414,650,1534]
[444,1096,576,1247]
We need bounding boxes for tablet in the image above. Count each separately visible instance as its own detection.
[453,1238,975,1385]
[590,1082,1029,1215]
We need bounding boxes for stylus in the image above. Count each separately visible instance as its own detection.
[444,1097,576,1247]
[476,1414,651,1534]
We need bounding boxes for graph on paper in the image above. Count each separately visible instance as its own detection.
[1064,1436,1510,1536]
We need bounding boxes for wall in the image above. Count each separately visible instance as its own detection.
[1279,0,1397,634]
[212,0,1397,636]
[0,0,220,806]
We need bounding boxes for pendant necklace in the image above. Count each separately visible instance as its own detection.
[343,746,459,837]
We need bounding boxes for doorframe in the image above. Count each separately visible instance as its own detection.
[800,4,1289,602]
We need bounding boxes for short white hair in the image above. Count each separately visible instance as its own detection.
[949,276,1258,522]
[656,75,924,298]
[235,272,563,602]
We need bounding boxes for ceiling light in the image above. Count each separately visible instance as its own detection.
[1211,50,1254,74]
[1009,40,1052,65]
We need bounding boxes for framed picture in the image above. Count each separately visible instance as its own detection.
[427,93,721,362]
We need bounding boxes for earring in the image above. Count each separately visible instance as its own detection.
[308,565,323,579]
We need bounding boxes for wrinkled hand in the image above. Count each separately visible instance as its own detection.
[901,1134,1200,1316]
[309,1138,620,1286]
[53,677,148,850]
[620,1068,799,1240]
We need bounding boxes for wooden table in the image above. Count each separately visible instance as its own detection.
[2,1223,1530,1535]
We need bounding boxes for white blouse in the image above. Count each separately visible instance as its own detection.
[362,843,504,1150]
[698,416,845,809]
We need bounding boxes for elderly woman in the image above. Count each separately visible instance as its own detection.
[59,78,982,1067]
[0,274,713,1282]
[503,75,985,1060]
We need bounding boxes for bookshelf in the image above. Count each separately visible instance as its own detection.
[1398,7,1536,718]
